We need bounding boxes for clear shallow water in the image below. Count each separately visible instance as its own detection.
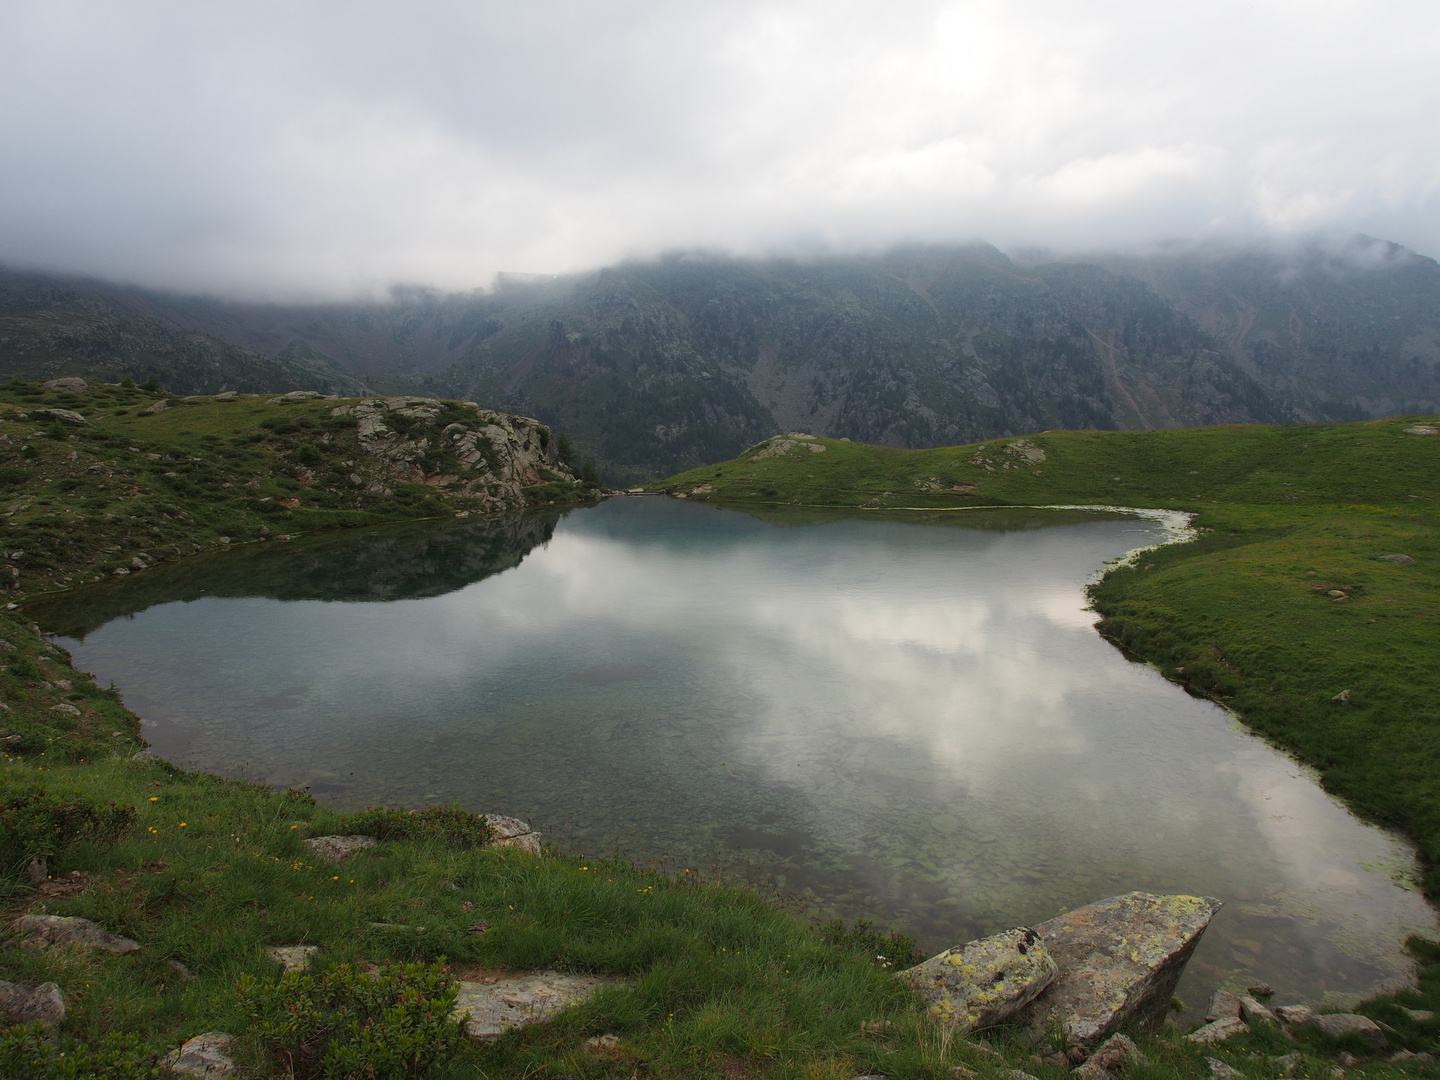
[39,498,1437,1018]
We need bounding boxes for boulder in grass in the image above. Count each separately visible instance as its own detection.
[0,980,65,1028]
[1187,1017,1249,1044]
[164,1032,236,1076]
[43,377,88,393]
[304,834,378,862]
[1306,1013,1387,1051]
[484,814,542,854]
[1071,1033,1147,1079]
[1020,892,1223,1045]
[16,913,140,953]
[899,927,1058,1032]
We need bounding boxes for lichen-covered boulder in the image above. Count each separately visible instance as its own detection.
[1020,892,1222,1044]
[164,1032,236,1076]
[0,980,65,1028]
[899,927,1058,1032]
[484,814,542,854]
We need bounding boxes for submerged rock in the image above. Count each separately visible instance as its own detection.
[164,1032,236,1076]
[899,927,1058,1032]
[0,980,65,1028]
[1021,892,1222,1044]
[16,913,140,953]
[450,970,610,1039]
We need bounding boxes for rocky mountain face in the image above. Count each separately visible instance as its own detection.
[6,238,1438,482]
[0,270,366,396]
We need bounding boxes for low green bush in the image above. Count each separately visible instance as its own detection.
[337,804,495,848]
[0,1024,162,1079]
[236,960,465,1080]
[0,781,137,875]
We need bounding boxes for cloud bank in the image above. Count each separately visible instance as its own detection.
[1,0,1438,297]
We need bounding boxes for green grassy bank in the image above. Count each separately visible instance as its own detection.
[660,420,1440,892]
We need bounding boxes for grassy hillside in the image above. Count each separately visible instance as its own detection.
[660,418,1440,890]
[0,379,589,596]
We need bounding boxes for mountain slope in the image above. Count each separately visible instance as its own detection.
[0,269,368,395]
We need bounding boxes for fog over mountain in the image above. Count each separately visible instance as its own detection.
[2,2,1439,297]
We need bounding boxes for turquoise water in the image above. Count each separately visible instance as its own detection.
[40,498,1437,1016]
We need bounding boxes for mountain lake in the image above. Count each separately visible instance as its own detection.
[33,496,1438,1020]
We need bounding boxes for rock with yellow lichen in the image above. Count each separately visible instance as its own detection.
[1020,892,1222,1045]
[898,927,1058,1033]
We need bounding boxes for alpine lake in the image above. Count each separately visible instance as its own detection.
[32,497,1438,1022]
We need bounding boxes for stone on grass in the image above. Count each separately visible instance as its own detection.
[451,970,611,1040]
[0,980,65,1028]
[43,378,88,393]
[1072,1033,1147,1079]
[1402,425,1437,435]
[1376,555,1416,565]
[1206,990,1242,1022]
[898,926,1058,1032]
[50,703,81,716]
[1275,1052,1303,1076]
[1402,1008,1434,1022]
[1305,1013,1387,1050]
[1239,996,1276,1025]
[1206,1057,1242,1079]
[485,814,542,854]
[304,834,378,862]
[1275,1005,1314,1025]
[17,913,140,952]
[584,1034,621,1055]
[33,408,87,425]
[163,1032,236,1077]
[1020,892,1222,1044]
[213,391,237,401]
[1188,1018,1249,1044]
[265,944,319,973]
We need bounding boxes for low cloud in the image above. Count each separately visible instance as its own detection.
[1,0,1437,297]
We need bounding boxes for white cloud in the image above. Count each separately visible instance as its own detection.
[1,0,1437,296]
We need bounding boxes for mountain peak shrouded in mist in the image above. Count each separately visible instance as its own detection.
[6,239,1438,483]
[3,2,1439,298]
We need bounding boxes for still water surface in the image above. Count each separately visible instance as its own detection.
[38,498,1436,1017]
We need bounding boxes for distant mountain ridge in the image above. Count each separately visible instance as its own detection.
[4,237,1438,482]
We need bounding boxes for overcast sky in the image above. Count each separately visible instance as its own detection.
[2,0,1438,298]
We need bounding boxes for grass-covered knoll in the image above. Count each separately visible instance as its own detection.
[660,419,1440,892]
[3,617,1437,1078]
[0,378,591,597]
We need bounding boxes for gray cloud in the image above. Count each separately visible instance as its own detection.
[2,0,1437,297]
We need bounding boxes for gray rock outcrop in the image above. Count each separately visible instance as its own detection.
[1306,1013,1387,1050]
[899,927,1058,1032]
[33,408,87,425]
[0,980,65,1028]
[304,834,378,862]
[164,1032,236,1076]
[1187,1018,1249,1044]
[1020,892,1223,1044]
[485,814,543,854]
[16,914,140,952]
[1071,1033,1147,1079]
[43,377,88,393]
[450,971,610,1039]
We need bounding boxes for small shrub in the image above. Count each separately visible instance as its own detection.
[0,467,30,487]
[141,374,161,392]
[338,804,495,848]
[0,1023,162,1079]
[0,781,137,875]
[556,430,576,465]
[45,422,69,441]
[293,443,324,468]
[237,960,465,1080]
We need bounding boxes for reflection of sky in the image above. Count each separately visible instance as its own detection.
[59,498,1436,1007]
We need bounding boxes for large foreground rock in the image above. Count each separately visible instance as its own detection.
[16,913,140,953]
[1306,1013,1387,1050]
[451,971,610,1039]
[1020,892,1222,1044]
[899,927,1058,1032]
[0,980,65,1028]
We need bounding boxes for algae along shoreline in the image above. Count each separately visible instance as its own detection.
[1,380,1439,1078]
